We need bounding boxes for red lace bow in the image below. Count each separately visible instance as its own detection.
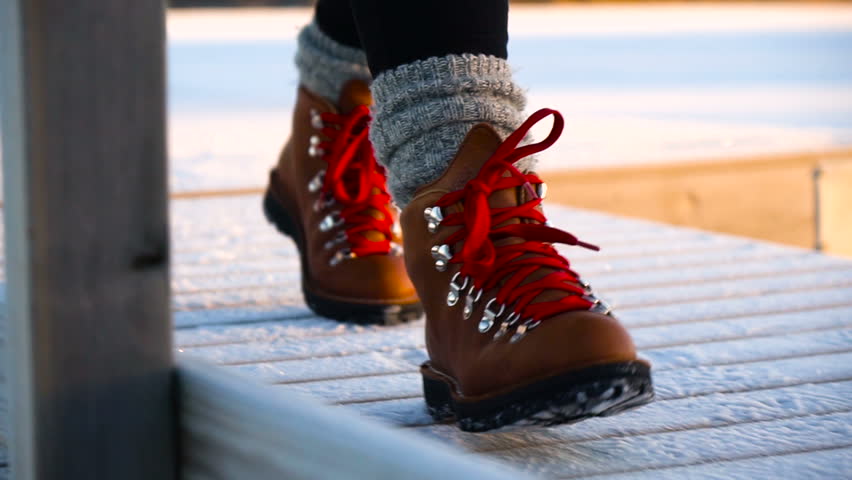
[435,108,599,322]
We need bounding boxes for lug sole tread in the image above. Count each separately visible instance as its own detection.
[422,361,654,432]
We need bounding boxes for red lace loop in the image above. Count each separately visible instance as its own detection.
[316,105,394,256]
[435,108,600,322]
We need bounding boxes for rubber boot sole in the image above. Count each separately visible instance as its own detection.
[422,360,654,432]
[263,189,423,325]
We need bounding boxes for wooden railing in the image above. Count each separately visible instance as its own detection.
[178,359,532,480]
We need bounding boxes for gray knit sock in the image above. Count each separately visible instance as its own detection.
[295,22,371,104]
[369,54,534,207]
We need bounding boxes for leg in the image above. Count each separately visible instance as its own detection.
[350,0,508,77]
[349,1,655,431]
[296,0,369,104]
[314,0,361,50]
[349,0,530,207]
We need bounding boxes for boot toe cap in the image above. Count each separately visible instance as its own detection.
[460,310,640,398]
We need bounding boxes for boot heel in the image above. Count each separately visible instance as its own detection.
[421,368,456,421]
[263,190,300,241]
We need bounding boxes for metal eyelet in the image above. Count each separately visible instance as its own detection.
[308,145,325,158]
[329,248,356,267]
[493,311,521,340]
[447,272,469,306]
[313,196,335,212]
[583,293,613,316]
[478,299,505,333]
[319,211,344,232]
[324,231,347,250]
[510,319,541,344]
[310,108,324,129]
[463,285,483,320]
[310,135,322,147]
[389,242,403,256]
[308,169,325,193]
[430,244,452,272]
[523,181,547,201]
[590,298,614,316]
[423,206,444,233]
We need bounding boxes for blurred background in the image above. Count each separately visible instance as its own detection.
[89,1,852,255]
[172,0,309,5]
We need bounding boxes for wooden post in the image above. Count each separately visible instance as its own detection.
[0,1,176,479]
[817,157,852,257]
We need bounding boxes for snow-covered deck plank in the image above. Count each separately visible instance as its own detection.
[2,193,851,478]
[164,194,851,478]
[210,318,852,387]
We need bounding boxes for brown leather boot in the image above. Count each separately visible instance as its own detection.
[264,81,422,325]
[400,108,653,431]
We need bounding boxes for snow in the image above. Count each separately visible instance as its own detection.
[156,6,852,195]
[204,330,852,405]
[415,381,852,451]
[167,5,852,41]
[597,447,852,480]
[13,191,850,475]
[2,193,851,478]
[3,5,852,477]
[137,193,852,477]
[495,412,852,478]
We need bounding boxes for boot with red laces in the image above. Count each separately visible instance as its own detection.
[264,80,422,324]
[400,108,653,431]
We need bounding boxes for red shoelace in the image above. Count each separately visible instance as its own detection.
[435,108,600,323]
[316,105,395,256]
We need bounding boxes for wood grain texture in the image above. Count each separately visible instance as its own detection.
[4,190,852,477]
[178,359,534,480]
[0,0,30,470]
[0,1,175,478]
[161,195,852,478]
[818,157,852,257]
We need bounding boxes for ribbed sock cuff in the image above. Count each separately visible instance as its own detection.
[369,54,533,207]
[295,22,371,104]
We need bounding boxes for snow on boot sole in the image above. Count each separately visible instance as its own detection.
[421,360,654,432]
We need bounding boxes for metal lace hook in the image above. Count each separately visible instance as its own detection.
[478,299,505,333]
[447,272,469,307]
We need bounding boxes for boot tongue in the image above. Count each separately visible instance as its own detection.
[337,79,388,244]
[420,124,583,309]
[425,123,523,213]
[337,79,373,114]
[442,124,562,290]
[427,124,504,194]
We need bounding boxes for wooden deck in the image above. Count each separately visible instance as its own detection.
[1,4,851,477]
[3,192,852,478]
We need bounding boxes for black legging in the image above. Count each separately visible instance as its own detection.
[314,0,509,77]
